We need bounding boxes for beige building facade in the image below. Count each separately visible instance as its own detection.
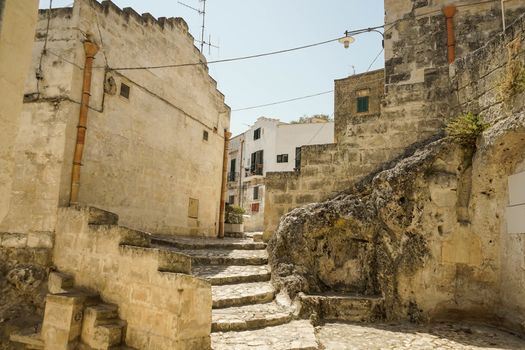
[0,0,39,233]
[1,0,230,239]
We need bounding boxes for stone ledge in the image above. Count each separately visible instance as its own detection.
[0,231,53,249]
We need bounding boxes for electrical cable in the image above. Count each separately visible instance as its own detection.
[232,48,384,113]
[106,25,384,71]
[232,90,334,112]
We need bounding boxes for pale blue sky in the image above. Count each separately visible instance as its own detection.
[39,0,385,135]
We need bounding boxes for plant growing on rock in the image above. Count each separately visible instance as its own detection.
[225,205,245,224]
[445,112,487,147]
[498,38,525,102]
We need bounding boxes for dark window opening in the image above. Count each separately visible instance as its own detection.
[251,203,260,213]
[253,128,261,140]
[357,96,369,113]
[228,195,235,204]
[120,83,130,99]
[203,130,209,141]
[295,147,302,170]
[250,150,264,175]
[253,186,259,200]
[277,154,289,163]
[228,158,236,182]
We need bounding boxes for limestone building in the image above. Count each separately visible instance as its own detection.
[2,0,230,348]
[269,0,525,340]
[1,0,230,239]
[227,117,334,231]
[264,0,525,240]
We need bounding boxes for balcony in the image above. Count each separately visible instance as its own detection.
[228,172,239,182]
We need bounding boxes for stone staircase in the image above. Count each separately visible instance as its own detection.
[151,234,319,350]
[11,272,135,350]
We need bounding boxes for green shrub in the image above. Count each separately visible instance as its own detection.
[445,112,487,146]
[225,205,245,224]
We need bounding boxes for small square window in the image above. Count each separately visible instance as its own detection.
[357,96,369,113]
[277,154,289,163]
[254,128,261,140]
[203,130,209,141]
[120,83,130,99]
[188,198,199,218]
[251,203,260,213]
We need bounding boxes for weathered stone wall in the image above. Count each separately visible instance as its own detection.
[263,1,525,241]
[4,0,230,238]
[0,2,49,349]
[450,12,525,332]
[53,206,212,349]
[269,10,525,334]
[0,0,38,229]
[334,69,384,144]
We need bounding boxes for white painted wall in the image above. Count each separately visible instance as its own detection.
[273,122,334,173]
[226,117,334,231]
[507,170,525,234]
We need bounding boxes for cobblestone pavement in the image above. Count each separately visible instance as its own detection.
[212,320,318,350]
[317,322,525,350]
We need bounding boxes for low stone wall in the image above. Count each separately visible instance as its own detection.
[264,142,402,240]
[53,206,212,349]
[268,12,525,334]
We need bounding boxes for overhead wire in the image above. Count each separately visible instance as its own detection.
[105,25,384,71]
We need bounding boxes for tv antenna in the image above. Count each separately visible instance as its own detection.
[178,0,220,55]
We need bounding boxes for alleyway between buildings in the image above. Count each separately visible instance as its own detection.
[151,233,525,350]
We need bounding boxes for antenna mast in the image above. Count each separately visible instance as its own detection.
[178,0,219,54]
[200,0,206,53]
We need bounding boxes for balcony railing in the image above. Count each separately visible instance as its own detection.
[228,172,238,182]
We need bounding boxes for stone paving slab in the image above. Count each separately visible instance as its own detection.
[211,320,318,350]
[212,281,274,308]
[212,301,292,332]
[316,322,525,350]
[154,244,268,265]
[152,234,266,250]
[193,265,271,285]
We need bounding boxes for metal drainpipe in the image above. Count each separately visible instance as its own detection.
[443,5,457,64]
[69,39,99,205]
[238,139,244,207]
[218,130,232,238]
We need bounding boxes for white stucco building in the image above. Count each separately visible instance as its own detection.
[227,117,334,231]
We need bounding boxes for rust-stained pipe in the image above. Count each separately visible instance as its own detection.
[218,130,232,238]
[443,4,457,64]
[69,40,99,205]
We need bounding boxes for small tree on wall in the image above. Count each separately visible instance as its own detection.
[446,112,487,147]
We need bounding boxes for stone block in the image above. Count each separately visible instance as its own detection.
[1,232,27,248]
[48,271,74,294]
[27,231,54,248]
[295,194,317,205]
[42,293,86,350]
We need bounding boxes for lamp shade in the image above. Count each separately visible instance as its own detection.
[339,35,355,49]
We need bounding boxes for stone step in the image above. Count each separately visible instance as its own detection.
[211,320,318,350]
[212,282,275,309]
[212,301,292,332]
[151,235,266,251]
[9,332,44,350]
[82,304,125,349]
[156,247,268,266]
[193,265,271,285]
[224,232,245,238]
[298,293,384,322]
[85,304,119,323]
[244,232,263,242]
